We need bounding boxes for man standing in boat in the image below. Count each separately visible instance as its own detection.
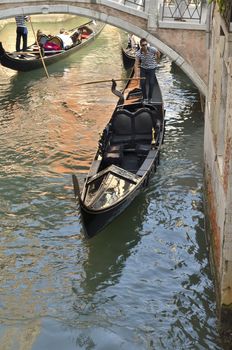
[15,15,29,52]
[134,38,160,103]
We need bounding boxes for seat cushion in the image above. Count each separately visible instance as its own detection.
[134,110,153,134]
[112,111,133,135]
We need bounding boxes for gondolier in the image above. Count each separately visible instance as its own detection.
[134,38,160,102]
[15,15,29,52]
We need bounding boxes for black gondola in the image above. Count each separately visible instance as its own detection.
[0,21,105,72]
[121,46,137,70]
[121,34,140,70]
[72,73,165,238]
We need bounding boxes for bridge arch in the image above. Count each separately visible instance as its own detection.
[0,3,206,95]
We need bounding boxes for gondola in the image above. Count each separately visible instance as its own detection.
[121,46,137,70]
[72,73,165,238]
[121,34,140,70]
[0,20,104,72]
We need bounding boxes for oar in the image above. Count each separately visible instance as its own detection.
[14,50,64,55]
[76,77,145,86]
[68,19,94,32]
[28,16,49,78]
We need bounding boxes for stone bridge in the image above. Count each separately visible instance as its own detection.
[0,0,210,95]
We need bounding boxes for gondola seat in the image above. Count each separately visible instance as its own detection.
[111,110,134,144]
[45,36,63,50]
[111,108,155,144]
[134,108,153,142]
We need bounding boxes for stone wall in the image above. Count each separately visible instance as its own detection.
[204,2,232,329]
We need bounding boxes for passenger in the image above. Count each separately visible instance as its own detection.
[127,34,139,50]
[57,28,73,49]
[79,26,91,39]
[71,29,82,44]
[36,29,49,47]
[131,34,140,50]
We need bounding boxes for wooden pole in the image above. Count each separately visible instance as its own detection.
[28,17,49,78]
[69,19,94,32]
[76,77,145,86]
[14,50,63,55]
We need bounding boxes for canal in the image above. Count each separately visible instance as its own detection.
[0,16,224,349]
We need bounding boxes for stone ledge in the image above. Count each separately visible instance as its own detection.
[158,20,207,31]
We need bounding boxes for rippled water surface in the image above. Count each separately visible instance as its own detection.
[0,17,224,350]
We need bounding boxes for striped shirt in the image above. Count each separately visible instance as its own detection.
[136,46,158,69]
[15,16,27,28]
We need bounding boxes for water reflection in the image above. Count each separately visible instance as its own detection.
[78,196,147,295]
[0,19,225,350]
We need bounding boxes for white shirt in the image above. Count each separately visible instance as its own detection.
[57,33,73,48]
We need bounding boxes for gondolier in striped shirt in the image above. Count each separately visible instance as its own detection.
[134,38,160,102]
[15,15,29,52]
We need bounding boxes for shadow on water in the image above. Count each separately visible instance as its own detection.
[74,194,147,296]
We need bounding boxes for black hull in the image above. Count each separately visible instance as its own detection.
[81,182,143,238]
[121,47,135,70]
[0,23,104,72]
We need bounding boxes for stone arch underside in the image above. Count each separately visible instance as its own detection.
[0,3,207,95]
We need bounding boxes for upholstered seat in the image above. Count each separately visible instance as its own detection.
[111,110,134,144]
[134,109,153,132]
[111,108,155,144]
[134,108,153,142]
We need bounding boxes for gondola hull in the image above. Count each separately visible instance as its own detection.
[73,73,165,238]
[80,185,140,238]
[121,47,136,70]
[0,22,104,72]
[74,159,157,237]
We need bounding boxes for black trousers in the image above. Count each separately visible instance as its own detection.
[140,67,156,100]
[16,27,28,52]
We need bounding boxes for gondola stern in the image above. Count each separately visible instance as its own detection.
[0,41,6,58]
[72,174,81,200]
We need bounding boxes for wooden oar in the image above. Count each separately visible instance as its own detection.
[76,77,145,86]
[28,16,49,78]
[14,50,64,55]
[69,19,94,32]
